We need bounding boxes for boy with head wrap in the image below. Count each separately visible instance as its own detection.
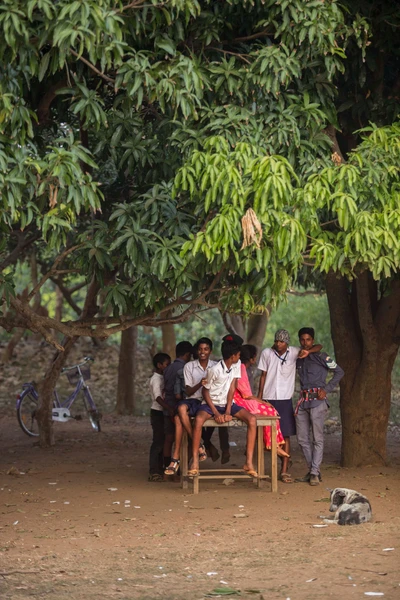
[257,329,322,483]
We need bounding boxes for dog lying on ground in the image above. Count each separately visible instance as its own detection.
[319,487,372,525]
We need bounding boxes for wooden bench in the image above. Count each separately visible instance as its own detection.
[180,415,279,494]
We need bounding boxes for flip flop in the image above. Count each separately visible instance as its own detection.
[187,468,199,476]
[243,467,258,478]
[280,472,293,483]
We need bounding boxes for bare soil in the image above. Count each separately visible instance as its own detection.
[1,414,399,600]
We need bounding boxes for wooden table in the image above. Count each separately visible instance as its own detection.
[180,415,279,494]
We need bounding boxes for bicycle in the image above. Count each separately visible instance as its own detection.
[16,357,102,437]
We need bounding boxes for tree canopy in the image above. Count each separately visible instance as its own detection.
[0,0,377,341]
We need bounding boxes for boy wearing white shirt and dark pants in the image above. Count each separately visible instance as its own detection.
[188,337,258,477]
[148,352,171,482]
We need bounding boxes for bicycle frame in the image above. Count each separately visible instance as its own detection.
[17,357,100,435]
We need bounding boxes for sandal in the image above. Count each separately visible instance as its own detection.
[243,466,258,478]
[199,443,207,462]
[187,468,199,476]
[164,459,180,476]
[280,472,293,483]
[148,473,164,482]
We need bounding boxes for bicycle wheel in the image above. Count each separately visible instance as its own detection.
[83,392,102,432]
[17,390,39,437]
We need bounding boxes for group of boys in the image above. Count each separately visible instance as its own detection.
[148,327,344,486]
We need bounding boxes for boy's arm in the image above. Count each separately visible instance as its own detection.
[185,381,202,397]
[318,357,344,399]
[298,343,322,359]
[257,370,266,399]
[155,395,170,411]
[223,379,237,422]
[202,387,224,424]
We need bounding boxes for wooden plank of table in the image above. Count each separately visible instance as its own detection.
[181,429,188,490]
[271,420,278,492]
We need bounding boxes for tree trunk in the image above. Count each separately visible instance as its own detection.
[36,279,100,447]
[326,271,400,467]
[222,309,270,352]
[162,323,176,359]
[116,326,138,415]
[36,337,76,446]
[246,311,270,353]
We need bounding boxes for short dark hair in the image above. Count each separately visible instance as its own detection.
[196,337,213,350]
[221,340,242,360]
[175,341,193,357]
[240,344,257,363]
[152,352,170,369]
[298,327,315,339]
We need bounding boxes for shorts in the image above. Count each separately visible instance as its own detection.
[176,398,202,418]
[267,399,296,437]
[196,403,243,417]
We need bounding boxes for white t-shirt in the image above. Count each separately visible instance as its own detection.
[183,359,218,399]
[203,360,241,406]
[257,346,300,400]
[149,372,164,411]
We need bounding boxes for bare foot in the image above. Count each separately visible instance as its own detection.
[277,446,290,458]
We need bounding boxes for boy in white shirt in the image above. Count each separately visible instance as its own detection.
[164,337,216,475]
[148,352,171,482]
[188,337,257,477]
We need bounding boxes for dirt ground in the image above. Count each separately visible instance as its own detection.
[0,415,399,600]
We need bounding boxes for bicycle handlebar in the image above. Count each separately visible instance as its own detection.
[61,356,94,373]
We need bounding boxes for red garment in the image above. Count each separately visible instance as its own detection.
[234,363,285,449]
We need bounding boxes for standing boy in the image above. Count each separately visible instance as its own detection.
[257,329,322,483]
[295,327,344,485]
[163,341,193,470]
[148,352,171,482]
[188,337,257,477]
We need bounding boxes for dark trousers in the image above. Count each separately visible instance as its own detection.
[202,426,229,452]
[149,409,165,475]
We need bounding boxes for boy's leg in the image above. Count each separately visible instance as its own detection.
[149,409,165,476]
[218,428,230,464]
[172,415,183,459]
[309,403,328,481]
[235,408,257,473]
[190,410,212,472]
[163,415,175,469]
[177,404,194,438]
[295,407,312,472]
[165,416,183,475]
[202,427,220,461]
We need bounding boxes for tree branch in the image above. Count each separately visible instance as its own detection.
[206,47,251,65]
[69,50,115,85]
[27,245,83,303]
[0,231,40,272]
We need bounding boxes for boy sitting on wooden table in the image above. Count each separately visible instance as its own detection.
[187,335,258,477]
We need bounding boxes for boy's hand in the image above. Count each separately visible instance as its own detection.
[214,414,225,424]
[201,378,207,386]
[298,349,309,359]
[317,388,327,400]
[168,407,175,418]
[224,414,232,422]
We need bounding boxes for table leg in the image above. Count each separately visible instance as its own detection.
[271,420,278,492]
[193,474,199,494]
[257,425,263,488]
[181,429,188,489]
